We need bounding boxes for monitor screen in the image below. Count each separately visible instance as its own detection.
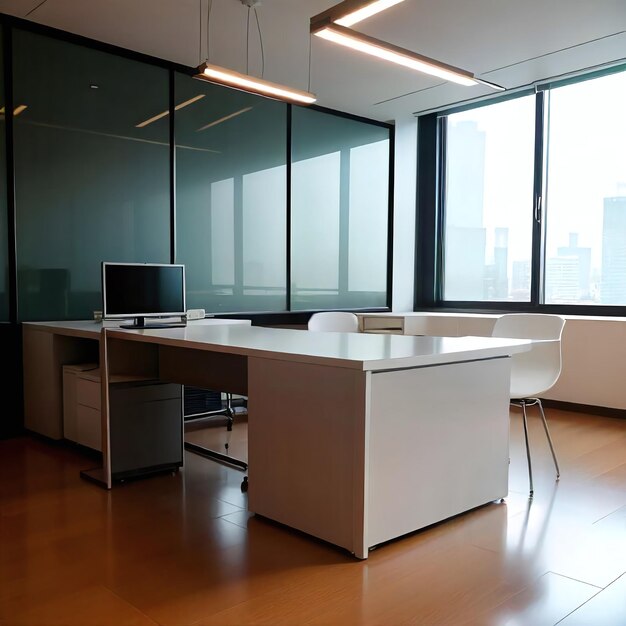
[102,263,186,319]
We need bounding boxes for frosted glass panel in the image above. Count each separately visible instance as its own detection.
[243,166,286,293]
[175,73,287,312]
[349,141,389,292]
[291,152,340,292]
[210,179,235,287]
[13,30,170,321]
[291,107,389,310]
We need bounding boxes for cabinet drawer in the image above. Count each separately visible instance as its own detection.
[111,382,181,406]
[76,404,102,451]
[76,377,101,410]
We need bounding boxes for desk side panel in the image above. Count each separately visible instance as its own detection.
[247,357,367,555]
[22,328,98,439]
[367,357,511,548]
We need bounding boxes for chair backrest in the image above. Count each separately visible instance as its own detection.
[492,314,566,399]
[308,311,359,333]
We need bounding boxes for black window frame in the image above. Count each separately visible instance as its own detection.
[416,64,626,317]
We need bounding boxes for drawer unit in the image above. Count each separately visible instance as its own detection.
[62,363,98,446]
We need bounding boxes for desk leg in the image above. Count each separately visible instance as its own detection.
[80,328,112,488]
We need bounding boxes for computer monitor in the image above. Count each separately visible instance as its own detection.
[102,262,186,329]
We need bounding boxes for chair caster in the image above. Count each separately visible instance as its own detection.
[225,443,229,451]
[241,476,248,492]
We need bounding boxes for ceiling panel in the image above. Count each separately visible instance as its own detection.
[0,0,624,121]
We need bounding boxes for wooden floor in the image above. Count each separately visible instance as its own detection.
[1,408,625,625]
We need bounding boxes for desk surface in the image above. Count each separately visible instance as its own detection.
[107,324,531,372]
[23,318,251,339]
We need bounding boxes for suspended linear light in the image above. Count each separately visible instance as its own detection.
[313,23,504,90]
[312,0,406,28]
[311,1,505,91]
[195,62,316,105]
[312,24,477,85]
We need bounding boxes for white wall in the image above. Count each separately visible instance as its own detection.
[395,312,626,410]
[391,116,417,311]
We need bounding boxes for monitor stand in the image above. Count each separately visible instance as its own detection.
[119,316,187,330]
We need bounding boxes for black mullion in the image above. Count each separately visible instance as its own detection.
[530,91,546,305]
[169,68,176,263]
[435,117,446,304]
[414,113,439,309]
[3,25,17,323]
[286,104,292,311]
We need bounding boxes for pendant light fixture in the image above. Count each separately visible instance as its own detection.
[195,0,316,104]
[311,0,504,91]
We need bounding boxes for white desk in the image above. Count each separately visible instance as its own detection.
[22,319,251,439]
[95,324,530,558]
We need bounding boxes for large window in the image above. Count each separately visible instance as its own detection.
[175,73,287,313]
[13,30,170,321]
[443,97,535,301]
[291,107,390,310]
[434,66,626,311]
[544,72,626,304]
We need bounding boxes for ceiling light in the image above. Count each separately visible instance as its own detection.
[313,24,478,86]
[195,63,316,105]
[196,106,253,131]
[136,94,205,128]
[311,2,505,91]
[312,0,406,28]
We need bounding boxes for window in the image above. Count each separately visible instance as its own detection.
[544,72,626,304]
[442,97,535,302]
[431,66,626,312]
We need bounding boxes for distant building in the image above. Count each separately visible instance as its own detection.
[512,260,531,298]
[601,196,626,304]
[493,227,509,299]
[557,233,591,299]
[546,256,579,302]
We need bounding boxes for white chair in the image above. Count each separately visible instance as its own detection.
[492,313,565,497]
[308,311,359,332]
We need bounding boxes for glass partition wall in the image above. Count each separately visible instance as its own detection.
[13,30,170,320]
[175,74,287,313]
[0,19,392,322]
[175,74,391,314]
[291,107,390,310]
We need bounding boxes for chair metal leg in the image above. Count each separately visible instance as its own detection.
[521,401,534,497]
[225,393,234,432]
[537,399,560,479]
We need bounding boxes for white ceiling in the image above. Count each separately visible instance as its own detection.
[1,0,625,121]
